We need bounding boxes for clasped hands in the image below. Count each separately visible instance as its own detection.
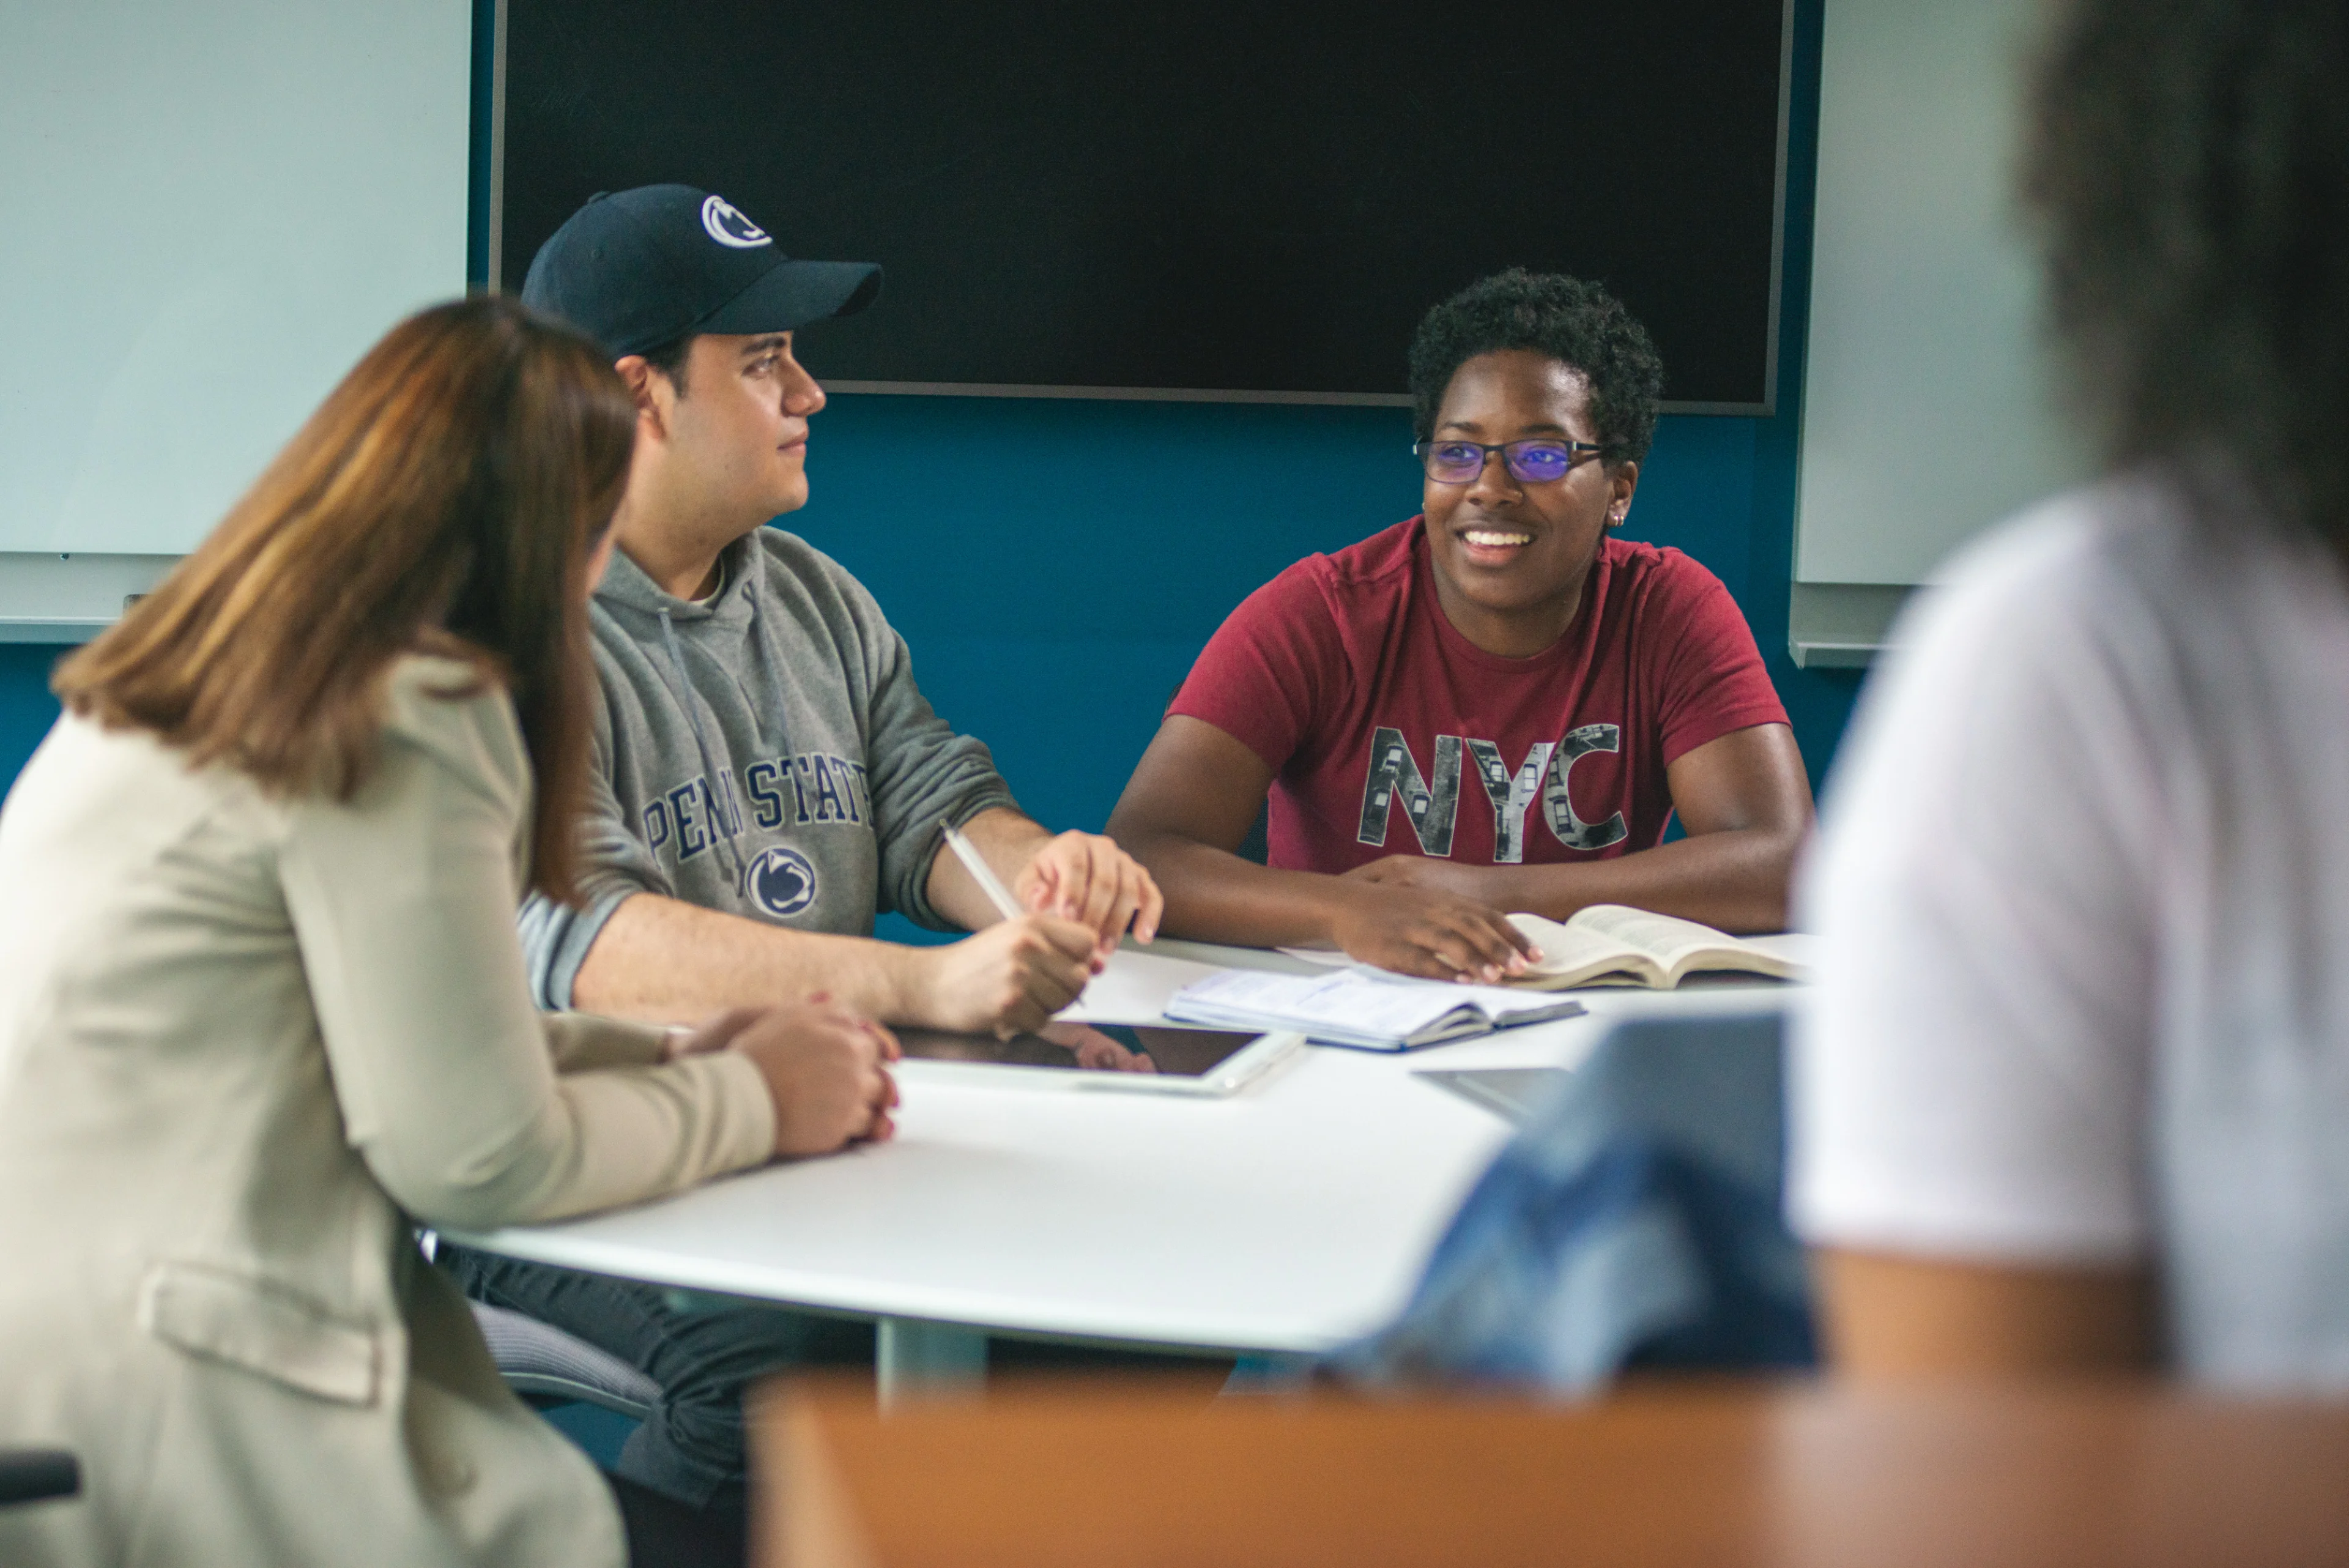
[664,998,900,1159]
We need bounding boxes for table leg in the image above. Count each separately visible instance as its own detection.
[875,1318,988,1406]
[1222,1352,1315,1392]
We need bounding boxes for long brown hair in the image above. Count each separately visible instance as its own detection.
[54,296,636,901]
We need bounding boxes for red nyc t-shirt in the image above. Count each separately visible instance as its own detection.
[1170,518,1788,872]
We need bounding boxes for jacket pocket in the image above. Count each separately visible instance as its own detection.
[137,1261,382,1406]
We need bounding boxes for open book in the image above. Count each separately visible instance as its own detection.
[1280,905,1803,990]
[1502,905,1800,990]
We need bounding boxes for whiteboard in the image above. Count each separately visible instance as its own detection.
[1794,0,2088,588]
[0,1,470,567]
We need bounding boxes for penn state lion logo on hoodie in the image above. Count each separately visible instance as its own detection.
[745,845,818,918]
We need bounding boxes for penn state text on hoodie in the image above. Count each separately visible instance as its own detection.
[519,528,1018,1009]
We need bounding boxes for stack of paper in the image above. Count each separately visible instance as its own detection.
[1164,968,1583,1052]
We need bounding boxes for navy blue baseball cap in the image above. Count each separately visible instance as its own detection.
[520,184,881,358]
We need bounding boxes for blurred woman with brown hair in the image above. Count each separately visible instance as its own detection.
[0,296,896,1567]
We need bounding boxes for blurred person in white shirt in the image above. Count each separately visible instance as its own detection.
[1792,0,2349,1385]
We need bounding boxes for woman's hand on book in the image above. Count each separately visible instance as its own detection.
[1327,869,1535,983]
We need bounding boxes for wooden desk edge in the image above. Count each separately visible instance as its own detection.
[752,1374,2349,1568]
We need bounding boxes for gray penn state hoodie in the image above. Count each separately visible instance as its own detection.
[518,527,1019,1009]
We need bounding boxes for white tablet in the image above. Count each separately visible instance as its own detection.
[891,1021,1304,1099]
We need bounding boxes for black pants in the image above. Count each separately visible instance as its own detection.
[440,1247,874,1508]
[610,1470,746,1568]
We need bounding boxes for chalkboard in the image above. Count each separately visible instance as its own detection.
[499,1,1791,409]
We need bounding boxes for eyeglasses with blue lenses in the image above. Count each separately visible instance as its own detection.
[1415,437,1605,486]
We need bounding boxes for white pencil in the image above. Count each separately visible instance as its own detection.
[940,819,1025,922]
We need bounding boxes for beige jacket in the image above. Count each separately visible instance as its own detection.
[0,657,776,1567]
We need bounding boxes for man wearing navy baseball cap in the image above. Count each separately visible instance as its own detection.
[442,185,1164,1530]
[521,185,885,361]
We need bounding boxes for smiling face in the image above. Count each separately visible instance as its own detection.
[1421,348,1638,658]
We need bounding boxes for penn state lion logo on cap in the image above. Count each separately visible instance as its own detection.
[745,845,818,918]
[700,194,773,250]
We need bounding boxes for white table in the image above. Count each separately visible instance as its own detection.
[448,940,1801,1400]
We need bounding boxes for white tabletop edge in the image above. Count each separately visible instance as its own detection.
[434,1222,1373,1354]
[454,940,1807,1355]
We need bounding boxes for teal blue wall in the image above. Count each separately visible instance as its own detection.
[0,646,64,787]
[795,388,1860,841]
[0,393,1859,860]
[0,2,1859,925]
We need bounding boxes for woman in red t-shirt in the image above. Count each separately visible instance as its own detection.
[1107,270,1813,980]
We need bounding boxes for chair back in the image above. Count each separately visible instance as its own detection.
[470,1300,662,1419]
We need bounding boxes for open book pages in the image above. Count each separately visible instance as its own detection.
[1165,968,1583,1052]
[1274,908,1808,991]
[1504,904,1802,990]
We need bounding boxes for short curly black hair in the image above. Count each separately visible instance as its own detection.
[2023,0,2349,543]
[1406,269,1664,464]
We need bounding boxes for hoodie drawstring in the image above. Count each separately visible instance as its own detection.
[656,606,750,894]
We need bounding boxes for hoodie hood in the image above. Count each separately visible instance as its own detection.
[593,530,766,636]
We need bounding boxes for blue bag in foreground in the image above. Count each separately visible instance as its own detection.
[1329,1011,1814,1391]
